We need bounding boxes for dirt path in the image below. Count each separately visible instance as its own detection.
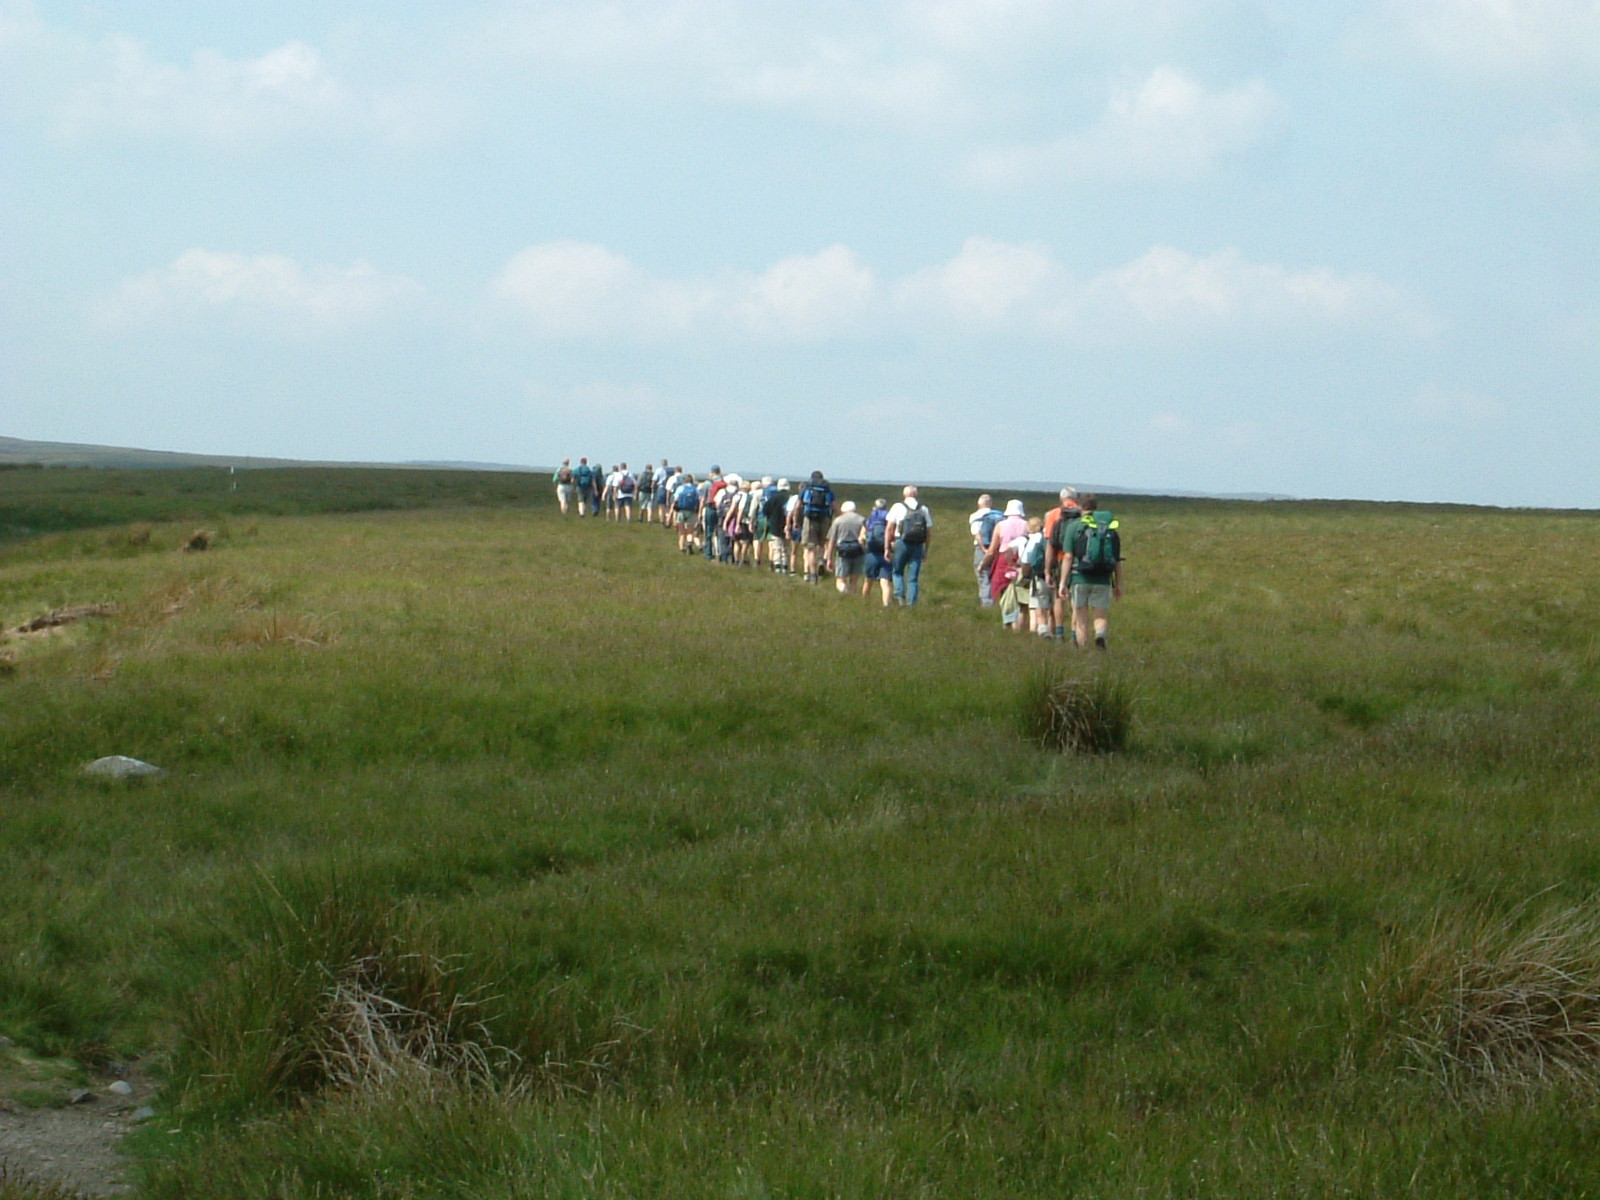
[0,1059,157,1198]
[0,1099,140,1196]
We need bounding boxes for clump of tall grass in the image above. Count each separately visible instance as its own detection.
[175,877,513,1113]
[1019,667,1132,753]
[1377,900,1600,1098]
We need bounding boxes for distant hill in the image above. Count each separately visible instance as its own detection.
[2,436,1292,501]
[0,437,536,474]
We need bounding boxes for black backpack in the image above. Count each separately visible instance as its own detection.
[899,505,929,546]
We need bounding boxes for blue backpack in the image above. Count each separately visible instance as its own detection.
[978,509,1005,549]
[801,483,833,518]
[674,482,698,511]
[864,509,888,554]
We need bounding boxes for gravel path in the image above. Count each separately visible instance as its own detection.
[0,1077,153,1198]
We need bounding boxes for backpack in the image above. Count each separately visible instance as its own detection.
[557,466,573,484]
[864,509,888,554]
[801,483,833,518]
[574,463,593,487]
[638,466,654,493]
[977,508,1004,548]
[1019,534,1046,582]
[836,525,865,559]
[1072,511,1119,576]
[618,473,636,497]
[899,504,930,546]
[674,482,698,511]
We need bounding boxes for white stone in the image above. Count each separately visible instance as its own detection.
[83,756,166,779]
[108,1080,134,1095]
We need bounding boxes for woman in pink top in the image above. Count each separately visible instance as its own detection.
[983,500,1030,629]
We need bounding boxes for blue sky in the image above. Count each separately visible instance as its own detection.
[2,0,1596,504]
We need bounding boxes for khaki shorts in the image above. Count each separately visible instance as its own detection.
[1070,582,1113,610]
[802,516,830,547]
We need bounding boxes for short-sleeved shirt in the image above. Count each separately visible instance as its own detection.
[1059,515,1122,584]
[827,512,867,547]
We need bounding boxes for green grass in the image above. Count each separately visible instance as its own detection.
[3,475,1600,1195]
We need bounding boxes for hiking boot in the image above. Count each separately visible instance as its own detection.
[1094,636,1108,650]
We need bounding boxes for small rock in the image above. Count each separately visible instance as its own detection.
[132,1106,156,1122]
[0,1034,14,1047]
[83,755,166,780]
[106,1060,129,1077]
[68,1088,95,1104]
[108,1080,134,1096]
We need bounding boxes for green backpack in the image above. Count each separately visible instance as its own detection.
[1072,511,1119,576]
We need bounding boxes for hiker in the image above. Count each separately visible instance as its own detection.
[1042,488,1082,641]
[763,478,792,573]
[672,473,700,552]
[783,485,804,575]
[637,462,655,522]
[884,485,932,606]
[553,459,578,515]
[753,477,775,567]
[656,461,674,526]
[1059,494,1123,650]
[862,498,892,606]
[1018,516,1053,635]
[615,464,637,522]
[701,468,725,559]
[573,458,595,516]
[967,493,1002,606]
[727,478,757,566]
[797,471,835,583]
[982,499,1029,626]
[825,501,868,594]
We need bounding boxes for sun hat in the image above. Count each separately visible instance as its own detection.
[777,478,790,489]
[1005,499,1025,517]
[840,500,857,513]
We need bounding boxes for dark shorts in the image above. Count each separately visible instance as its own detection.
[865,552,891,581]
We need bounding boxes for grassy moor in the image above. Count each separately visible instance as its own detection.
[4,469,1600,1197]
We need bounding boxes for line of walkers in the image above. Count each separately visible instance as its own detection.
[968,488,1123,649]
[552,461,1122,642]
[556,461,935,607]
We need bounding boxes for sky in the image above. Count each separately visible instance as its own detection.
[1,0,1596,505]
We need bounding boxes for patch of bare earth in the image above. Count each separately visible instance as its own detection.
[0,1059,156,1198]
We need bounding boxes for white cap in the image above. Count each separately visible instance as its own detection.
[1005,499,1025,517]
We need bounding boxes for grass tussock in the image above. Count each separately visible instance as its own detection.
[314,953,513,1095]
[1379,900,1600,1098]
[225,611,332,648]
[1020,667,1132,753]
[176,878,513,1113]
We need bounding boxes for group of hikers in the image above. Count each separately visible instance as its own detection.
[552,459,1122,647]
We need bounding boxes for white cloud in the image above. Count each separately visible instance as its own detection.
[95,250,424,333]
[496,237,1436,344]
[494,242,876,341]
[734,246,878,339]
[1369,0,1600,87]
[1070,246,1439,337]
[962,67,1282,185]
[0,2,439,145]
[478,0,1280,139]
[894,237,1056,326]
